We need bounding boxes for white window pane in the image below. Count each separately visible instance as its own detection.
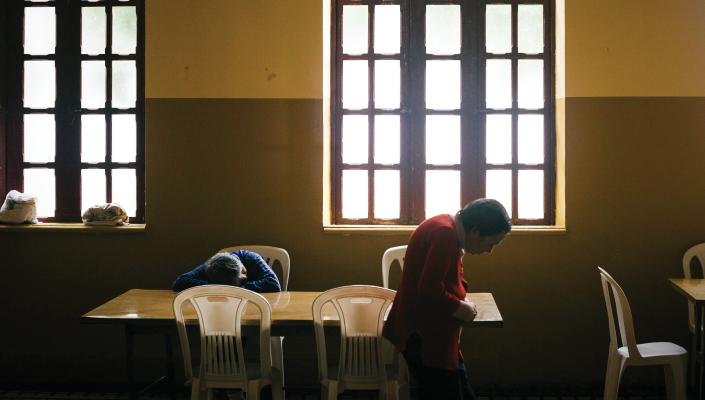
[425,170,460,219]
[374,5,400,55]
[518,5,544,55]
[518,170,543,219]
[81,169,106,213]
[374,60,400,109]
[24,61,55,109]
[374,170,399,220]
[426,115,460,165]
[343,5,368,55]
[486,59,511,109]
[24,168,54,217]
[82,7,106,55]
[342,115,368,165]
[426,5,460,55]
[342,170,368,219]
[485,5,511,55]
[486,170,512,218]
[374,115,400,165]
[81,115,105,163]
[24,114,55,163]
[112,114,137,163]
[24,7,56,55]
[112,61,136,109]
[486,114,511,165]
[82,61,106,109]
[112,7,137,55]
[518,114,544,165]
[343,60,368,110]
[426,60,460,110]
[113,169,136,216]
[518,60,543,109]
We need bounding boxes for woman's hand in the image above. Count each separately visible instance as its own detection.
[452,300,477,322]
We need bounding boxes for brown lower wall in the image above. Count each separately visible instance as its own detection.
[1,97,704,387]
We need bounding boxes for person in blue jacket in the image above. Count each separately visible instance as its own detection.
[172,250,281,292]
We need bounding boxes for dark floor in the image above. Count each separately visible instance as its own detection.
[0,386,672,400]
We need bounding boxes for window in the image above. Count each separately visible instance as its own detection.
[1,0,145,222]
[331,0,554,225]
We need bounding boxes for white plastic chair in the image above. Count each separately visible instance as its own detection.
[173,285,281,400]
[313,285,407,400]
[598,267,687,400]
[219,245,289,397]
[382,245,407,289]
[683,243,705,334]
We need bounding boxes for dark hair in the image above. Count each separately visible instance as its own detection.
[204,252,244,286]
[459,198,511,236]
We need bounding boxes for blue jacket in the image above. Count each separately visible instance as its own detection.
[172,250,282,293]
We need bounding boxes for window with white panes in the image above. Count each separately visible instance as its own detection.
[332,0,554,225]
[1,0,144,222]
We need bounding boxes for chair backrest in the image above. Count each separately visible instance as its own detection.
[683,243,705,332]
[382,245,407,289]
[220,245,291,291]
[598,267,640,359]
[173,285,272,385]
[312,285,396,389]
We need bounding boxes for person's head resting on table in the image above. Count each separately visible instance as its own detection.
[204,252,248,286]
[457,198,511,255]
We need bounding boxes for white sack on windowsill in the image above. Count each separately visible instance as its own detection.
[0,190,38,224]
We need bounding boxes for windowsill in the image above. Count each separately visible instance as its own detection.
[323,225,566,235]
[0,222,147,232]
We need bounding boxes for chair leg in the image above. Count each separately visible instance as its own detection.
[190,380,200,400]
[326,381,338,400]
[385,380,398,400]
[603,351,625,400]
[246,381,260,400]
[665,358,687,400]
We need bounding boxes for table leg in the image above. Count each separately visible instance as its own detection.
[126,325,136,400]
[692,308,699,389]
[697,303,704,400]
[164,331,176,400]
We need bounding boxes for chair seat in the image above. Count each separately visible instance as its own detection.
[617,342,687,359]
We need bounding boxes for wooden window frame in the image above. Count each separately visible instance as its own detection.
[1,0,145,223]
[331,0,555,226]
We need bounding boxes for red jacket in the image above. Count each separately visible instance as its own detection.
[383,214,468,370]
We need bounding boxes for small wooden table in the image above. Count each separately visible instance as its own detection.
[669,278,705,399]
[82,289,503,399]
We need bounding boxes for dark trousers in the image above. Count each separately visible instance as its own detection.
[402,333,476,400]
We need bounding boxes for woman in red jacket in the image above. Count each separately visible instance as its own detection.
[383,198,510,400]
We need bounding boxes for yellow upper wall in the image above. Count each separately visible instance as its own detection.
[566,0,705,97]
[146,0,322,99]
[146,0,705,99]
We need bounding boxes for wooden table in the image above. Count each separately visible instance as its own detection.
[82,289,503,327]
[81,289,503,399]
[669,278,705,399]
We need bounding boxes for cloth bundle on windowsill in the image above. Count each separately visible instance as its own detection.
[0,190,38,224]
[82,203,129,226]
